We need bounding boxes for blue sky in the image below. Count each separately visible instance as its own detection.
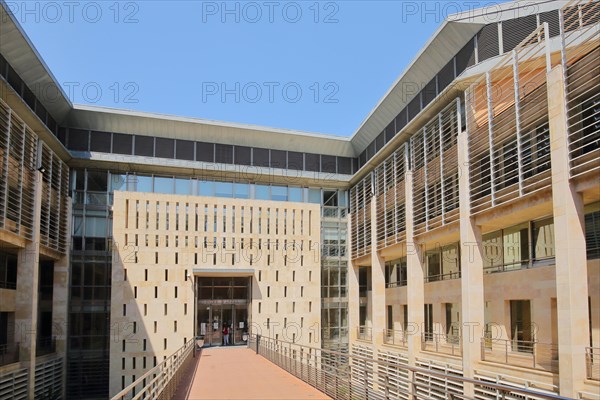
[14,1,506,136]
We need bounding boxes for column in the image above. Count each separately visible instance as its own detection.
[547,65,589,398]
[371,197,386,348]
[347,215,360,344]
[53,201,71,397]
[405,170,425,369]
[14,170,42,399]
[457,128,485,397]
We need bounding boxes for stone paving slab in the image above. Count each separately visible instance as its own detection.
[173,346,331,400]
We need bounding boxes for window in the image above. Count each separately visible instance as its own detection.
[585,205,600,260]
[425,243,460,282]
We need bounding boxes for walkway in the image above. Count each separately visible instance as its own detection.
[173,346,331,400]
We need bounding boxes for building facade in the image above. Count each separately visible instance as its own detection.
[0,0,598,399]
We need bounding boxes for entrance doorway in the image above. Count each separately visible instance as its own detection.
[196,277,250,347]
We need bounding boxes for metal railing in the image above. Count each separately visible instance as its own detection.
[481,338,558,373]
[383,329,408,348]
[422,333,462,356]
[322,206,347,219]
[111,338,194,400]
[250,334,570,400]
[424,270,461,283]
[0,342,19,366]
[586,347,600,381]
[357,326,372,342]
[385,280,407,288]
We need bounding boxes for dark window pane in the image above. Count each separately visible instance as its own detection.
[155,137,174,159]
[175,139,194,161]
[304,153,320,172]
[502,15,537,53]
[234,146,251,165]
[395,109,408,133]
[113,133,132,155]
[287,151,303,170]
[352,158,358,174]
[338,157,351,175]
[385,120,396,142]
[270,150,286,169]
[6,65,22,95]
[196,142,214,162]
[456,38,476,75]
[134,135,154,157]
[35,100,47,123]
[422,77,437,108]
[58,127,67,145]
[23,84,36,110]
[408,95,421,121]
[540,10,560,38]
[321,155,336,173]
[90,131,111,153]
[47,116,57,136]
[215,144,233,164]
[375,132,384,152]
[477,24,499,62]
[68,129,89,151]
[359,151,366,169]
[368,142,376,161]
[253,148,270,167]
[0,54,6,77]
[438,59,455,93]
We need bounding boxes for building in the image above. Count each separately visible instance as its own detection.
[0,0,598,399]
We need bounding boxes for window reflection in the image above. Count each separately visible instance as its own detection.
[154,176,174,194]
[175,178,191,195]
[136,175,152,193]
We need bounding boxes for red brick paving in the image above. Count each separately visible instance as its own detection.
[173,346,331,400]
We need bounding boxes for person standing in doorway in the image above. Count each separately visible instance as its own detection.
[223,324,229,346]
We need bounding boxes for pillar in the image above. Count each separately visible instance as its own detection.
[53,201,71,396]
[371,197,386,347]
[547,65,589,398]
[457,127,485,397]
[405,170,425,368]
[347,215,360,344]
[14,170,42,399]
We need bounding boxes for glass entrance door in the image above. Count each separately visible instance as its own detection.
[196,277,250,347]
[197,304,248,347]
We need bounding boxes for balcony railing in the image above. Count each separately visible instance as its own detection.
[421,332,462,356]
[36,336,56,357]
[357,326,372,342]
[322,206,347,219]
[481,338,558,373]
[0,342,19,366]
[250,334,570,400]
[586,347,600,381]
[385,280,407,288]
[424,270,461,283]
[383,329,408,348]
[111,338,195,400]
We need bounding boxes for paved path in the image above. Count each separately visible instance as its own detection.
[173,346,331,400]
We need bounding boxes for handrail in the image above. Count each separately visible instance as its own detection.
[585,347,600,381]
[111,338,194,400]
[251,334,570,400]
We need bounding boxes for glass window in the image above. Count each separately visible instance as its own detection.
[442,243,460,278]
[175,178,191,195]
[255,185,270,200]
[234,183,249,199]
[154,176,174,194]
[338,191,348,207]
[85,217,107,238]
[308,189,321,204]
[109,174,127,192]
[215,182,233,198]
[427,252,441,281]
[503,223,529,269]
[533,218,555,260]
[87,171,108,192]
[271,186,287,201]
[136,175,153,193]
[73,216,84,236]
[483,230,503,271]
[289,187,302,202]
